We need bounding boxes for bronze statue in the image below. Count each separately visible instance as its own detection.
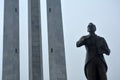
[76,23,110,80]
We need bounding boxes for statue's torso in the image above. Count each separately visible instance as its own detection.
[83,35,105,63]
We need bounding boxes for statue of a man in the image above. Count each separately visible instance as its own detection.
[76,23,110,80]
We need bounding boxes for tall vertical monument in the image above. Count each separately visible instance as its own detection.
[2,0,20,80]
[47,0,67,80]
[28,0,43,80]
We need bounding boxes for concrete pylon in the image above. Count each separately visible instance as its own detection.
[28,0,43,80]
[2,0,20,80]
[46,0,67,80]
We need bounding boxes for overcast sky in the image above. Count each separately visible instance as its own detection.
[0,0,120,80]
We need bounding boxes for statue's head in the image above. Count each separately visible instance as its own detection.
[87,23,96,33]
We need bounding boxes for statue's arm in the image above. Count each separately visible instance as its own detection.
[102,38,110,55]
[76,36,85,47]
